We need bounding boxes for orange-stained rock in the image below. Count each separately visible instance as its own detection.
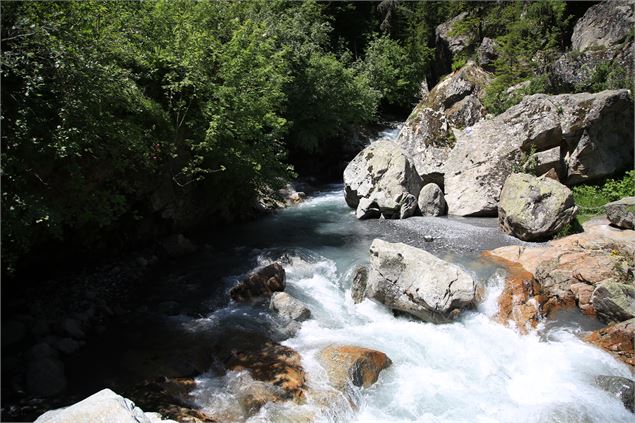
[585,318,635,367]
[319,345,392,391]
[226,342,307,402]
[570,283,595,315]
[482,252,547,332]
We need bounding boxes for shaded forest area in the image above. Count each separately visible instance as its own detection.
[0,1,605,278]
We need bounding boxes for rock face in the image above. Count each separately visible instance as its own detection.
[343,140,423,219]
[270,292,311,322]
[365,239,481,323]
[444,90,634,216]
[417,183,447,216]
[498,173,578,241]
[435,12,473,76]
[35,389,175,423]
[585,318,635,367]
[230,263,286,302]
[477,37,498,70]
[396,63,491,186]
[606,197,635,230]
[319,345,391,391]
[594,375,635,413]
[571,1,635,52]
[485,217,635,331]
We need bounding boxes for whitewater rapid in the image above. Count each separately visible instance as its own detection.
[186,189,633,423]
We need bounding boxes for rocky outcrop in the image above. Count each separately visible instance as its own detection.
[477,37,498,70]
[435,12,473,76]
[229,263,286,302]
[35,389,176,423]
[319,345,391,392]
[485,218,635,329]
[498,173,578,241]
[594,375,635,413]
[585,318,635,367]
[343,140,423,220]
[571,1,635,52]
[417,183,447,216]
[365,239,482,323]
[396,63,492,185]
[444,90,634,216]
[606,197,635,230]
[270,292,311,322]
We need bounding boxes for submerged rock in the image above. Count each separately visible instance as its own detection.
[606,197,635,230]
[444,90,633,216]
[365,239,481,323]
[34,388,176,423]
[270,292,311,322]
[343,140,423,220]
[319,345,392,392]
[498,173,578,241]
[229,262,285,302]
[594,375,635,413]
[418,183,447,216]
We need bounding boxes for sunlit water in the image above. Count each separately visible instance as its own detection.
[173,188,633,423]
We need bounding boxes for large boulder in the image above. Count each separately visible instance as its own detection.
[444,90,634,216]
[417,183,447,216]
[35,389,175,423]
[229,263,286,302]
[498,173,578,241]
[606,197,635,230]
[434,12,473,76]
[585,318,635,367]
[319,345,391,392]
[365,239,481,323]
[343,140,423,219]
[396,63,491,185]
[270,292,311,322]
[592,280,635,323]
[477,37,498,70]
[571,1,635,52]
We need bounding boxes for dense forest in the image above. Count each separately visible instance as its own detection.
[1,0,630,277]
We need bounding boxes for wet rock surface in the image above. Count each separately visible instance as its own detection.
[229,262,286,302]
[318,345,392,391]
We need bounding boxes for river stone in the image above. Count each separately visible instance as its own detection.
[34,388,175,423]
[270,292,311,322]
[319,345,392,392]
[594,375,635,413]
[444,90,633,216]
[591,280,635,323]
[417,183,447,216]
[230,262,286,302]
[585,318,635,367]
[366,239,481,323]
[605,197,635,230]
[343,140,423,220]
[571,1,635,52]
[498,173,578,241]
[351,265,369,304]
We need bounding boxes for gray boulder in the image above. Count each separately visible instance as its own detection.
[592,280,635,323]
[523,146,563,177]
[365,239,481,323]
[477,37,498,70]
[350,266,368,304]
[343,140,423,219]
[498,173,578,241]
[444,90,633,216]
[35,388,176,422]
[435,12,473,76]
[605,197,635,230]
[417,183,447,216]
[571,1,634,52]
[594,375,634,413]
[270,292,311,322]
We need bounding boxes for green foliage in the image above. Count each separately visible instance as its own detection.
[573,171,635,216]
[555,218,583,238]
[360,35,418,108]
[580,62,634,93]
[451,55,467,72]
[483,75,548,116]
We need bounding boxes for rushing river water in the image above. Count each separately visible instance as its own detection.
[59,126,633,422]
